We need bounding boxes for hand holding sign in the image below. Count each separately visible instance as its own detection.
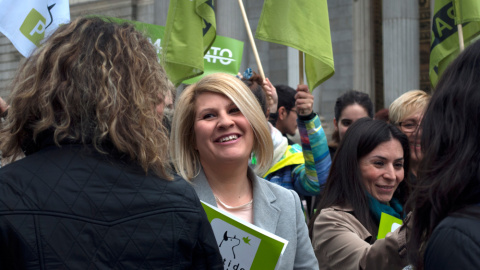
[377,212,403,239]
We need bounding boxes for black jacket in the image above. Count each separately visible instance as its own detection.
[424,204,480,270]
[0,143,223,269]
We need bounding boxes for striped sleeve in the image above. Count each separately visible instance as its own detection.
[292,114,332,195]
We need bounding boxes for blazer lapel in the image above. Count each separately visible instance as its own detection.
[192,167,281,234]
[191,168,217,206]
[250,169,280,234]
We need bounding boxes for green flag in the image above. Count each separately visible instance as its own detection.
[430,0,480,87]
[161,0,216,86]
[453,0,480,24]
[100,16,243,84]
[255,0,334,91]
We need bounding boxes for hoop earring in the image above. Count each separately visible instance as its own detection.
[193,167,201,178]
[192,158,201,179]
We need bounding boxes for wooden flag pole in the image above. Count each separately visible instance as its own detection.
[238,0,265,80]
[299,51,304,85]
[458,24,465,51]
[298,50,306,115]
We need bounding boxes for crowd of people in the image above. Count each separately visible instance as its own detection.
[0,16,479,269]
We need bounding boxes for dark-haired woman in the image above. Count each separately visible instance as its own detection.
[311,118,411,270]
[329,90,374,158]
[407,40,480,269]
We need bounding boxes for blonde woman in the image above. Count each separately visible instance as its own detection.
[389,90,430,178]
[171,73,318,269]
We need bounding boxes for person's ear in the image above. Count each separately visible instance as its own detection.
[278,106,287,120]
[333,118,338,131]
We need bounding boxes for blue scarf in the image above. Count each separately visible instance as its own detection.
[367,193,404,224]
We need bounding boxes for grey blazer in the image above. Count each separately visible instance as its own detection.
[193,168,319,270]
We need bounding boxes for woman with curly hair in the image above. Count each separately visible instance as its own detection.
[0,17,222,269]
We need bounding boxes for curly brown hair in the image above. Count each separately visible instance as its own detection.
[0,17,172,179]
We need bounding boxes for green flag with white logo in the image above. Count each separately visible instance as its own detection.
[183,35,244,84]
[102,17,243,85]
[255,0,334,91]
[430,0,480,87]
[161,0,216,86]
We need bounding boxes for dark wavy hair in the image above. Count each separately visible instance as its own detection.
[330,90,374,145]
[407,39,480,269]
[310,118,410,238]
[334,90,374,120]
[0,17,172,179]
[275,85,296,112]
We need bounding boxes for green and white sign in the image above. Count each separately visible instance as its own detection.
[202,201,287,270]
[105,17,244,85]
[377,212,403,240]
[183,35,244,84]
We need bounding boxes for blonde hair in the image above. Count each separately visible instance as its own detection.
[0,17,172,179]
[389,90,431,125]
[170,73,273,181]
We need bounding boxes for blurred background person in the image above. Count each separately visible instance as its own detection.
[389,90,430,180]
[161,79,176,136]
[237,68,278,125]
[0,96,10,167]
[310,118,411,269]
[170,73,319,269]
[242,73,331,218]
[274,84,298,145]
[0,17,222,269]
[0,97,7,117]
[407,40,480,270]
[374,108,389,122]
[328,90,374,158]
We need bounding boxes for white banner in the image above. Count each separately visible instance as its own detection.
[0,0,70,57]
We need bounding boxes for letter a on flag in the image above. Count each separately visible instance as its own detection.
[255,0,334,91]
[161,0,216,86]
[430,0,480,87]
[0,0,70,57]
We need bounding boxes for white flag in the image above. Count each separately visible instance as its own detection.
[0,0,70,57]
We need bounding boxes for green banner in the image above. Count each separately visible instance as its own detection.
[430,0,480,87]
[104,17,243,85]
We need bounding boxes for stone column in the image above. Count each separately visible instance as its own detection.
[153,1,169,26]
[353,0,375,99]
[217,1,248,73]
[382,0,419,106]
